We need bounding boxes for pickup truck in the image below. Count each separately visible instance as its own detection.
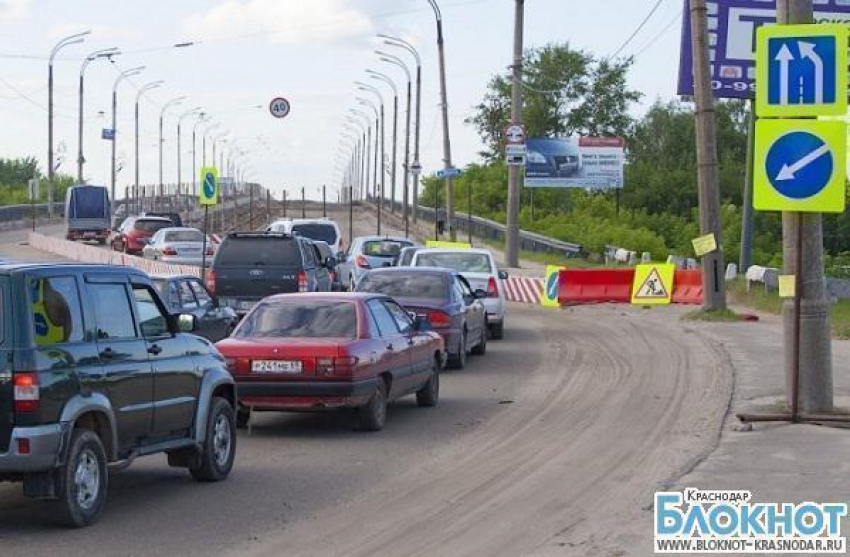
[0,263,236,527]
[65,185,111,243]
[207,232,333,315]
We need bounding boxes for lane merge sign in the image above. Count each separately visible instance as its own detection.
[199,166,219,206]
[756,24,847,117]
[541,265,565,308]
[269,97,291,119]
[631,264,675,306]
[753,119,846,213]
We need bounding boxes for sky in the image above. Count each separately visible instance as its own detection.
[0,0,685,201]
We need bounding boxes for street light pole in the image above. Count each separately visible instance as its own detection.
[192,114,209,197]
[78,47,119,183]
[356,98,381,233]
[378,52,412,236]
[135,81,163,214]
[159,96,185,209]
[177,107,202,205]
[111,66,143,217]
[427,0,456,240]
[49,31,90,217]
[506,0,524,267]
[202,122,220,167]
[367,70,398,215]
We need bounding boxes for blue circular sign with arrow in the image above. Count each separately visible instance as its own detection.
[546,272,559,301]
[765,131,833,199]
[203,172,216,198]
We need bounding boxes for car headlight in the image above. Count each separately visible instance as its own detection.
[526,150,547,164]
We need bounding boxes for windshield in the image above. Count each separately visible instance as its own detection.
[357,272,447,300]
[363,240,412,258]
[292,223,338,244]
[235,300,357,339]
[164,230,204,243]
[215,237,301,266]
[134,219,172,234]
[414,252,494,274]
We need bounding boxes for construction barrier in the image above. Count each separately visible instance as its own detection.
[558,269,635,305]
[28,232,202,278]
[500,277,543,304]
[671,269,703,305]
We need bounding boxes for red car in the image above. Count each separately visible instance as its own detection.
[110,216,173,255]
[216,293,445,431]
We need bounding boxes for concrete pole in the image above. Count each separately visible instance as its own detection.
[505,0,524,268]
[739,102,756,273]
[390,93,398,213]
[433,10,456,241]
[689,0,727,311]
[379,103,385,234]
[402,80,412,236]
[413,63,422,223]
[777,0,833,413]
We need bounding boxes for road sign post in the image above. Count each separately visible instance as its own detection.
[199,166,219,281]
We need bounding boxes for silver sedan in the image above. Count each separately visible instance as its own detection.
[142,227,215,266]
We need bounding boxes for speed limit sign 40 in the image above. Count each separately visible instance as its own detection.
[270,97,291,119]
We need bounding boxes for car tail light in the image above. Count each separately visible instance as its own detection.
[297,271,308,292]
[355,255,371,269]
[17,438,30,455]
[317,357,358,376]
[206,247,215,256]
[428,310,452,329]
[487,276,499,298]
[162,247,177,256]
[14,373,39,413]
[206,269,217,295]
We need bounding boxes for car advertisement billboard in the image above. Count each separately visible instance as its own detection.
[524,137,625,189]
[677,0,850,100]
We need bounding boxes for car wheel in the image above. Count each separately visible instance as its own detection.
[471,326,487,355]
[50,429,108,528]
[190,397,236,482]
[358,378,387,431]
[236,405,251,429]
[416,359,440,407]
[348,276,356,292]
[448,330,467,369]
[490,322,504,340]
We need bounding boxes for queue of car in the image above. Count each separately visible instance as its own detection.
[0,216,510,527]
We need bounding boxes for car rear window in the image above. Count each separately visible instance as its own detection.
[415,252,493,273]
[215,237,301,266]
[363,240,412,258]
[292,223,338,245]
[357,272,447,300]
[235,300,357,339]
[134,219,172,234]
[164,230,204,242]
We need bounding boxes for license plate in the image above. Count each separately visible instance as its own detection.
[252,360,302,374]
[182,248,201,254]
[83,232,96,238]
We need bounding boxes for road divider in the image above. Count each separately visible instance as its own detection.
[671,269,703,305]
[558,268,703,305]
[500,276,543,304]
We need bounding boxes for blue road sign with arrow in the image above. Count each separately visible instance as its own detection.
[765,131,832,199]
[436,167,462,179]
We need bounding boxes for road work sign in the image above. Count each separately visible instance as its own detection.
[199,167,219,206]
[541,265,565,308]
[754,119,846,213]
[631,264,675,306]
[756,24,847,117]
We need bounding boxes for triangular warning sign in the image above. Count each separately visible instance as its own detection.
[634,268,669,300]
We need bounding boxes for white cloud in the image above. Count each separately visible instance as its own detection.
[0,0,31,23]
[183,0,373,45]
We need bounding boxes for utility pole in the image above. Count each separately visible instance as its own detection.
[739,105,756,272]
[689,0,727,311]
[778,0,833,414]
[505,0,524,268]
[301,186,306,218]
[322,185,327,217]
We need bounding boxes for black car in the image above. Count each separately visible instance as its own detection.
[208,232,333,315]
[152,274,238,343]
[313,240,342,291]
[0,263,236,527]
[142,211,183,228]
[356,267,488,369]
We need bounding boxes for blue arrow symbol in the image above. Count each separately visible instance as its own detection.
[776,143,830,181]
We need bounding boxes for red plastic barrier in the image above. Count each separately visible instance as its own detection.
[672,270,703,305]
[558,269,635,305]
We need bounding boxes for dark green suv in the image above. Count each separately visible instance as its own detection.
[0,263,236,527]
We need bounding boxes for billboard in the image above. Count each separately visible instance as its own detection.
[524,137,625,189]
[677,0,850,100]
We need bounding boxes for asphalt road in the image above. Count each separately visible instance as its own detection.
[0,212,731,556]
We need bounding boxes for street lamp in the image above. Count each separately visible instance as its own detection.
[177,107,202,203]
[78,47,120,183]
[135,80,164,212]
[356,97,381,223]
[367,69,399,215]
[111,65,144,216]
[191,113,209,196]
[159,96,186,208]
[356,82,386,233]
[201,122,220,166]
[348,110,371,204]
[378,50,414,236]
[49,30,90,216]
[425,0,457,240]
[378,35,423,223]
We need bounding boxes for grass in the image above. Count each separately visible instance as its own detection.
[477,237,608,268]
[682,308,741,322]
[727,277,850,339]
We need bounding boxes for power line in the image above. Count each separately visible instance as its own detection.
[632,9,682,59]
[607,0,665,60]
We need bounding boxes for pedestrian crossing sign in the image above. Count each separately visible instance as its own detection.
[631,264,675,306]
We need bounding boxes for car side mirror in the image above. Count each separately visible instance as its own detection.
[498,270,509,280]
[474,289,488,300]
[326,256,337,269]
[337,251,348,263]
[414,315,432,332]
[177,313,197,333]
